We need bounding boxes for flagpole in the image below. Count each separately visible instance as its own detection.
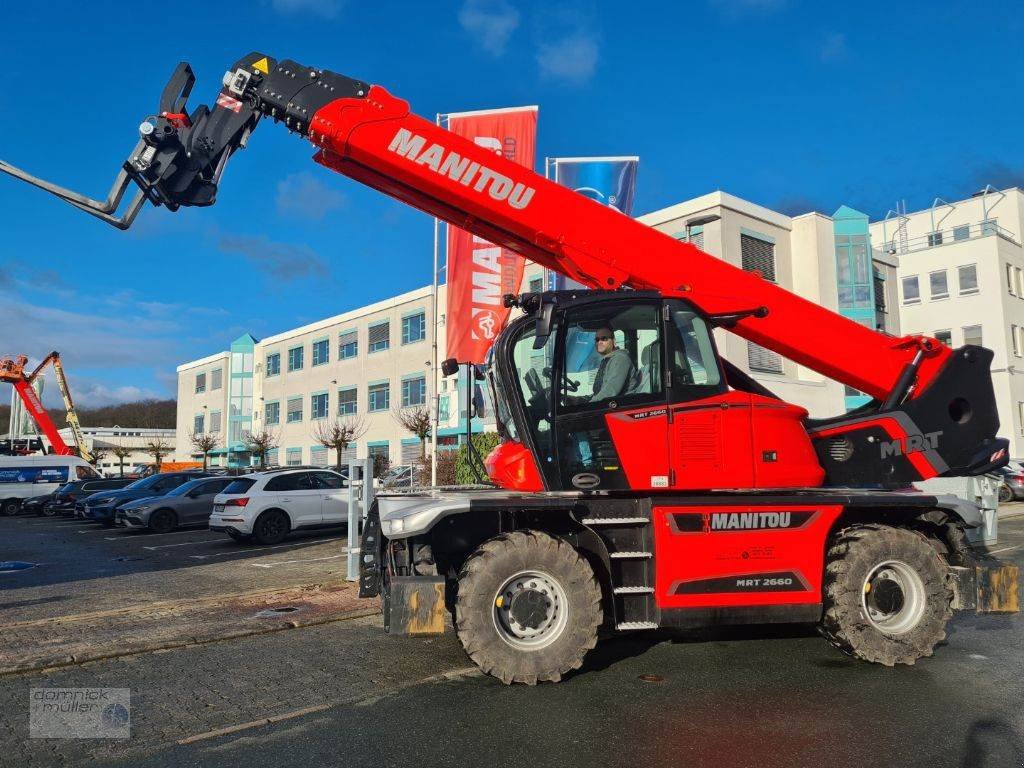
[430,112,443,487]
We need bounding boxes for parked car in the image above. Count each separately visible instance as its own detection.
[994,460,1024,503]
[210,468,349,545]
[116,476,236,533]
[380,464,416,490]
[0,455,99,516]
[44,477,136,516]
[83,471,212,526]
[20,493,54,516]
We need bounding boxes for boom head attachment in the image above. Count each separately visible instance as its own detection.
[0,53,369,229]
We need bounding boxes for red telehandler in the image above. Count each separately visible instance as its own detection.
[0,352,92,461]
[0,54,1018,684]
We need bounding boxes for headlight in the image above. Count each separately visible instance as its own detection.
[381,518,404,535]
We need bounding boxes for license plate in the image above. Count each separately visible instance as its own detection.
[213,504,224,513]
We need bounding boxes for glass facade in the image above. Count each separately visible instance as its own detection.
[227,334,257,466]
[832,206,877,411]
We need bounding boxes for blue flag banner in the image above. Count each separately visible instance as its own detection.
[547,156,639,291]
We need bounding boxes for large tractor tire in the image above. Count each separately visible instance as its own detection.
[455,530,602,685]
[820,524,953,666]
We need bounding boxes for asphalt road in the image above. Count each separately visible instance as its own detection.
[1,515,1022,768]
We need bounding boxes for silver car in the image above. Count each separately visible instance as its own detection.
[116,477,236,533]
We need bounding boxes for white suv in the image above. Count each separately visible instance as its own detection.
[210,468,349,545]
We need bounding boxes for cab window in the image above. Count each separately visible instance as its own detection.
[559,303,663,411]
[667,307,725,397]
[508,322,556,460]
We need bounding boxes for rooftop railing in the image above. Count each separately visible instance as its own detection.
[873,220,1020,259]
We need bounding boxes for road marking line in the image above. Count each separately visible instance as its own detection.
[143,540,221,550]
[250,554,347,568]
[178,704,334,745]
[187,538,343,560]
[105,530,221,541]
[987,544,1020,555]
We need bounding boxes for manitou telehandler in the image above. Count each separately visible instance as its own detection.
[0,53,1018,684]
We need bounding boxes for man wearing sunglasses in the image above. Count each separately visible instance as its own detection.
[588,323,636,403]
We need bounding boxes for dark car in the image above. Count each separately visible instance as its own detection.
[116,476,236,533]
[83,472,211,526]
[994,461,1024,503]
[21,493,54,516]
[44,478,137,517]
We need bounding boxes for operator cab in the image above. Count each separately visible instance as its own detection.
[488,291,824,492]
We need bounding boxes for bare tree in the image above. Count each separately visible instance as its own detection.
[88,446,108,468]
[189,430,220,471]
[311,416,368,473]
[244,429,279,469]
[143,437,173,470]
[110,443,134,477]
[392,406,432,461]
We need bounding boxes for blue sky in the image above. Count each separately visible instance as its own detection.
[2,0,1022,407]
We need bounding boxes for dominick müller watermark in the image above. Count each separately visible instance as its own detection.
[29,688,130,739]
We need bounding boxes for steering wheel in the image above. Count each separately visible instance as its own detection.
[543,366,579,392]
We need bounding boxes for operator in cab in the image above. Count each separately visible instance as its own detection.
[588,323,636,402]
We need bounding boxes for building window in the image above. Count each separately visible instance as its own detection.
[288,346,304,371]
[740,233,776,281]
[338,330,358,360]
[193,414,204,434]
[402,312,426,344]
[1007,264,1016,296]
[266,353,281,377]
[312,339,329,366]
[927,231,943,247]
[929,270,948,299]
[266,448,279,466]
[963,325,983,347]
[209,411,222,433]
[957,264,978,295]
[934,330,952,347]
[311,445,328,466]
[286,448,303,466]
[1017,268,1024,298]
[905,278,921,305]
[311,392,328,420]
[741,233,782,373]
[211,368,223,390]
[981,219,998,236]
[1013,325,1021,358]
[368,382,390,412]
[368,442,390,465]
[402,376,427,407]
[265,401,280,426]
[287,397,303,423]
[195,373,206,393]
[338,387,357,415]
[953,225,970,241]
[369,322,390,353]
[529,276,543,293]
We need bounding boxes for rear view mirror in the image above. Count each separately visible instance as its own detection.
[534,302,555,349]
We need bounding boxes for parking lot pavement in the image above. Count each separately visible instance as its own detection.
[0,517,1020,768]
[0,516,375,673]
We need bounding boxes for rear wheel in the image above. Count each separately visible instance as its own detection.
[149,509,177,534]
[1,499,20,517]
[998,484,1013,504]
[253,510,290,545]
[455,530,602,685]
[820,524,953,666]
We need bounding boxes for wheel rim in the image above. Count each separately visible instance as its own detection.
[861,559,927,634]
[491,570,569,651]
[261,514,284,538]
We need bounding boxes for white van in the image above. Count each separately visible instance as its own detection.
[0,455,99,515]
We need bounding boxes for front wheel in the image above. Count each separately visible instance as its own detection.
[455,530,602,685]
[148,509,177,534]
[820,524,953,666]
[998,484,1013,504]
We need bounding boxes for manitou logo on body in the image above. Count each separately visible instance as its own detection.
[710,512,798,531]
[387,128,535,209]
[880,431,942,460]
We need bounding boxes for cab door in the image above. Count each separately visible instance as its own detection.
[552,300,670,491]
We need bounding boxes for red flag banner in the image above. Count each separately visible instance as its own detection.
[445,106,537,364]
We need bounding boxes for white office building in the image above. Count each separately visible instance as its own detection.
[871,186,1024,457]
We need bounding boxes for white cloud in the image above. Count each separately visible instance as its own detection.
[458,0,521,56]
[275,172,346,221]
[536,32,599,85]
[42,379,162,410]
[270,0,343,18]
[820,32,848,62]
